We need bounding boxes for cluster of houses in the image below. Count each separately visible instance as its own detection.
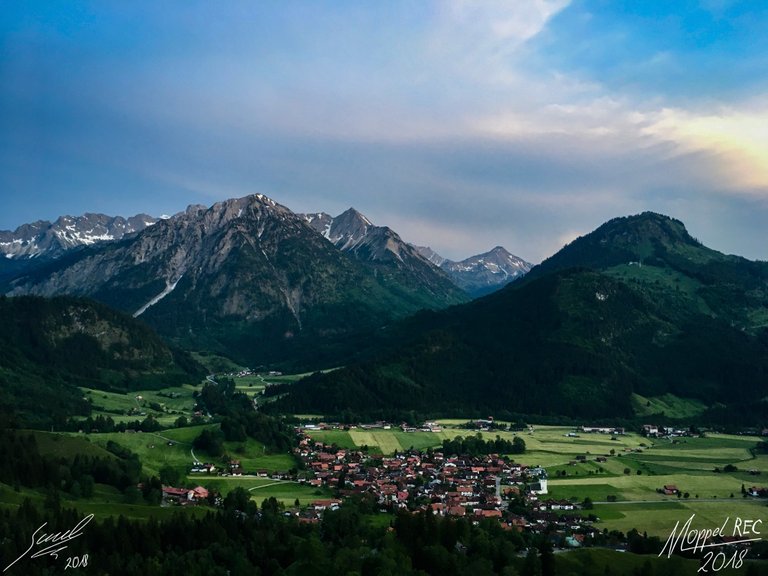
[640,424,691,438]
[300,421,443,433]
[747,486,768,497]
[293,432,614,546]
[295,432,599,531]
[661,484,680,496]
[190,461,216,473]
[579,426,625,435]
[223,369,283,378]
[161,485,210,504]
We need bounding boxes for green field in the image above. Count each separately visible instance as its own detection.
[31,430,117,460]
[190,352,244,373]
[545,432,768,536]
[77,429,201,477]
[0,481,210,521]
[81,384,202,426]
[589,500,768,538]
[76,424,297,478]
[631,393,708,418]
[307,424,649,460]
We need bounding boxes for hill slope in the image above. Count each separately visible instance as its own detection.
[0,295,204,427]
[272,213,768,423]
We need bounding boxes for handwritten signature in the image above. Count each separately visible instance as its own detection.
[3,514,93,573]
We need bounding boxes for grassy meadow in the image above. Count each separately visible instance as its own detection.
[81,384,202,427]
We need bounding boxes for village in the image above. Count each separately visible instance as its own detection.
[155,419,768,552]
[287,429,605,548]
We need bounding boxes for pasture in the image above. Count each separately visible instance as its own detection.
[307,424,649,460]
[79,424,297,479]
[590,500,768,538]
[81,384,201,427]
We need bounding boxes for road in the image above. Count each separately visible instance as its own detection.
[247,480,299,492]
[594,498,740,505]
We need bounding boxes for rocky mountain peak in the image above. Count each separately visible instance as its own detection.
[415,246,447,267]
[0,212,160,260]
[415,245,531,297]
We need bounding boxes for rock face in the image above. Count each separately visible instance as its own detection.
[0,213,159,259]
[416,246,532,297]
[6,195,465,367]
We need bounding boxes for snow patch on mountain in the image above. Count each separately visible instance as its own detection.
[0,213,160,259]
[133,276,183,317]
[416,245,532,297]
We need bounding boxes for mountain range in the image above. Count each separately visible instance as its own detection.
[302,208,530,299]
[0,212,159,259]
[301,208,467,305]
[2,196,474,368]
[6,198,764,424]
[0,213,160,283]
[271,212,768,424]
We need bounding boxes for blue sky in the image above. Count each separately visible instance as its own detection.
[2,1,767,261]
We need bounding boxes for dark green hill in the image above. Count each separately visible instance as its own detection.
[529,212,768,330]
[272,213,768,423]
[0,295,205,427]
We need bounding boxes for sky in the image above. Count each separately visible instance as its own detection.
[2,1,767,263]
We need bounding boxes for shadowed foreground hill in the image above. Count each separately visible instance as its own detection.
[272,213,768,423]
[0,295,204,427]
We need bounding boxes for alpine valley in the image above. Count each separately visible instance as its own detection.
[4,200,768,425]
[3,198,768,575]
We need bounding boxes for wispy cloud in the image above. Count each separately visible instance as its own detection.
[1,1,767,262]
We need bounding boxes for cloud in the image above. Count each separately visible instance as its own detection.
[440,0,571,46]
[2,1,767,264]
[642,102,768,193]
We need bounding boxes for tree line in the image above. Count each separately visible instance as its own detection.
[441,434,526,457]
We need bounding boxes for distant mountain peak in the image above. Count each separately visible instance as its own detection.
[437,247,532,297]
[337,207,373,225]
[302,208,380,255]
[299,208,467,304]
[415,246,446,267]
[0,212,160,260]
